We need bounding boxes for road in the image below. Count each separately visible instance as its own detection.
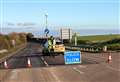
[0,42,120,82]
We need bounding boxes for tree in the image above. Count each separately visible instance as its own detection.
[26,33,34,41]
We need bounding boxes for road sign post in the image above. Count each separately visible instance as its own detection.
[75,33,77,46]
[64,51,81,64]
[44,28,49,37]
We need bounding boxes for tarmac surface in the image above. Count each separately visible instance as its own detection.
[0,42,120,82]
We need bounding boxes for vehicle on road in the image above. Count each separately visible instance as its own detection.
[42,38,65,56]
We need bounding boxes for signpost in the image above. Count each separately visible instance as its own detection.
[60,28,73,40]
[44,28,49,35]
[74,33,77,46]
[44,13,49,37]
[64,51,81,64]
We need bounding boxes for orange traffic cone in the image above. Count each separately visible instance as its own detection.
[27,58,32,68]
[108,54,112,63]
[4,60,8,69]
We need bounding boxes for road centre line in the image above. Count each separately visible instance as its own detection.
[41,57,44,61]
[51,71,61,82]
[105,64,120,72]
[10,70,19,80]
[50,68,61,82]
[78,65,86,68]
[41,57,49,66]
[72,67,84,74]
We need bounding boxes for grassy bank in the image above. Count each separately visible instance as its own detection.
[77,34,120,42]
[71,34,120,51]
[0,32,27,59]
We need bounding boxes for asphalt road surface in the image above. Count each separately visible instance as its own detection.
[0,42,120,82]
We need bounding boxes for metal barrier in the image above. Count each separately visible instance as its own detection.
[65,46,101,52]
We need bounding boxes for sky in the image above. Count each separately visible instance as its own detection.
[0,0,119,30]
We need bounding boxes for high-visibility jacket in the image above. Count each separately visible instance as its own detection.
[53,39,56,48]
[48,40,52,49]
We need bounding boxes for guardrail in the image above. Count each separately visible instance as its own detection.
[65,46,101,53]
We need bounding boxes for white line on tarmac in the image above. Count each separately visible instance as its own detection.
[78,65,86,68]
[105,65,120,72]
[51,71,61,82]
[50,68,61,82]
[73,67,84,74]
[41,57,49,66]
[41,57,44,61]
[9,70,19,80]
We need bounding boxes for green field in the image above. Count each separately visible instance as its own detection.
[77,34,120,42]
[73,34,120,50]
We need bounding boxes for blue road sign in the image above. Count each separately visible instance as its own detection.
[64,51,81,64]
[44,28,49,34]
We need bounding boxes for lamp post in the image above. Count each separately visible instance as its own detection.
[45,13,48,30]
[44,13,49,37]
[0,0,3,34]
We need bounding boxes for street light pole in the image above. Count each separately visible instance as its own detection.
[45,13,48,29]
[0,0,3,34]
[45,13,48,37]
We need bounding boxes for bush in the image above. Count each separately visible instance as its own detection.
[0,35,10,49]
[26,33,34,40]
[19,33,27,43]
[0,33,27,50]
[107,44,120,50]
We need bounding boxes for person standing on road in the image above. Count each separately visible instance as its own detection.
[48,36,54,51]
[53,37,56,49]
[48,38,52,52]
[48,36,56,56]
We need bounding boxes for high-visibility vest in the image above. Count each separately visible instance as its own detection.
[53,39,56,45]
[48,40,52,49]
[53,39,56,48]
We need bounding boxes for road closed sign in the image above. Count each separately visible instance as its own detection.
[64,51,81,64]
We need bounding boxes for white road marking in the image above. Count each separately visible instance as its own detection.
[73,67,84,74]
[44,61,49,66]
[50,68,61,82]
[41,57,49,66]
[106,65,120,72]
[78,65,86,68]
[9,70,19,80]
[41,57,44,60]
[51,71,61,82]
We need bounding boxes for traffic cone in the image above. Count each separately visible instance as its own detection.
[4,60,8,69]
[108,54,112,63]
[27,58,32,68]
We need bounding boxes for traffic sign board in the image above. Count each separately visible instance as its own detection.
[44,28,49,34]
[64,51,81,64]
[60,29,72,40]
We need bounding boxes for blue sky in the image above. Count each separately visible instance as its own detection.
[0,0,119,29]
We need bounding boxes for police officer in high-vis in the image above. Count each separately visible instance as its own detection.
[48,36,53,50]
[48,37,52,52]
[48,36,56,56]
